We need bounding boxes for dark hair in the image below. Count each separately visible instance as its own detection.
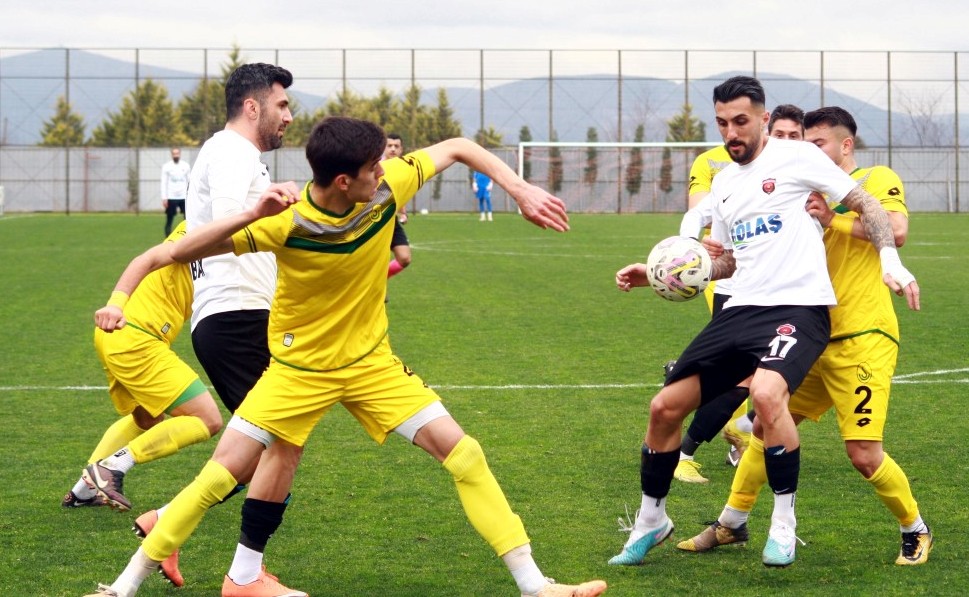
[386,133,402,142]
[712,76,766,107]
[803,106,858,137]
[305,117,386,187]
[768,104,804,132]
[224,63,293,122]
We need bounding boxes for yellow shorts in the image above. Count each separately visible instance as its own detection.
[788,333,898,442]
[94,326,203,418]
[236,338,440,447]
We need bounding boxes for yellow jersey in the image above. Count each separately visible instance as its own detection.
[123,221,193,344]
[825,165,908,341]
[688,145,731,196]
[231,150,434,371]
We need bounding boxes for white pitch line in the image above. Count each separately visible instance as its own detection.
[3,368,969,393]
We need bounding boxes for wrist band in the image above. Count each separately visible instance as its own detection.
[829,213,854,235]
[107,290,129,310]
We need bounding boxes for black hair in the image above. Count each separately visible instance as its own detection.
[803,106,858,137]
[712,76,766,107]
[224,63,293,121]
[768,104,805,132]
[305,117,386,187]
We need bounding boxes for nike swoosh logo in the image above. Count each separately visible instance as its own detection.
[722,194,732,203]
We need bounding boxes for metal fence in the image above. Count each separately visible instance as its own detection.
[1,47,968,212]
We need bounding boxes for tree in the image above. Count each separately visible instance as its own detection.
[661,104,706,193]
[428,88,463,142]
[396,84,432,150]
[625,123,645,198]
[583,127,598,184]
[39,96,86,146]
[177,45,246,145]
[547,131,563,194]
[474,126,503,148]
[90,79,191,147]
[519,126,533,182]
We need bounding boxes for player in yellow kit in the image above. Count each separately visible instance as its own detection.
[64,222,223,586]
[84,117,606,597]
[677,106,932,566]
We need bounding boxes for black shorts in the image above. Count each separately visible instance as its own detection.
[192,309,270,413]
[391,218,409,248]
[667,305,830,405]
[165,199,186,216]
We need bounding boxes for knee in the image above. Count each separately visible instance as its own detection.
[200,412,224,437]
[132,407,163,430]
[750,390,783,425]
[648,394,684,428]
[846,442,883,478]
[396,250,412,268]
[443,435,483,478]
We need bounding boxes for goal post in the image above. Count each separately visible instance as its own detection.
[516,141,721,214]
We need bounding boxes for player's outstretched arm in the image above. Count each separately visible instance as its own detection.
[616,263,650,292]
[94,242,177,332]
[170,182,299,263]
[423,137,569,232]
[840,186,920,310]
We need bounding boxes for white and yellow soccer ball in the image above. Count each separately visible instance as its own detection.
[645,236,712,302]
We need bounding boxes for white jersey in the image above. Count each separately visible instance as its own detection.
[186,129,277,330]
[679,193,734,295]
[160,159,191,200]
[709,138,858,309]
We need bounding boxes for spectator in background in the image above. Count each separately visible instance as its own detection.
[473,170,493,221]
[160,148,191,236]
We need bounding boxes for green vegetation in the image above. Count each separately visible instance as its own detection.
[0,213,964,596]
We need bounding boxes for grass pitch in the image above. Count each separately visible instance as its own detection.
[0,211,965,596]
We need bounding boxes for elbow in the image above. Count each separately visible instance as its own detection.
[893,232,906,248]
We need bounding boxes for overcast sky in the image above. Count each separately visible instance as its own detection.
[2,0,967,52]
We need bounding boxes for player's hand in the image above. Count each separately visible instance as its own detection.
[398,212,408,225]
[701,237,725,259]
[884,273,920,311]
[616,263,649,292]
[805,191,833,226]
[94,305,126,332]
[513,183,569,232]
[162,199,169,209]
[254,182,300,218]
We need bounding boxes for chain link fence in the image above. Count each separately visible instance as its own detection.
[1,48,967,213]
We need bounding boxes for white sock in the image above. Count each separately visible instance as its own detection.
[771,492,797,530]
[627,494,669,545]
[101,447,136,474]
[72,478,96,499]
[112,547,159,597]
[718,506,749,529]
[901,515,927,534]
[502,544,546,595]
[734,415,753,434]
[227,543,263,585]
[156,503,169,518]
[678,453,693,461]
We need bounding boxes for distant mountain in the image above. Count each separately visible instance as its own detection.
[0,49,960,147]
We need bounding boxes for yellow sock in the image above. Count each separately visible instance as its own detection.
[443,435,529,556]
[88,415,146,463]
[142,459,238,562]
[867,452,920,527]
[727,435,766,513]
[128,416,211,464]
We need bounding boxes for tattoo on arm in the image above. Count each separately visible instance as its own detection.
[711,252,736,281]
[841,186,895,250]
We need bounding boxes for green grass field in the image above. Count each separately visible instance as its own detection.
[1,211,966,596]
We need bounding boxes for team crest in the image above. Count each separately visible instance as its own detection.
[856,362,873,382]
[762,178,776,195]
[776,323,796,336]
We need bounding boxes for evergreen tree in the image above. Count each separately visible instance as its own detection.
[625,123,645,197]
[519,126,533,182]
[177,45,246,145]
[661,104,706,193]
[39,96,86,146]
[583,127,599,184]
[90,79,191,147]
[474,126,503,148]
[548,131,563,194]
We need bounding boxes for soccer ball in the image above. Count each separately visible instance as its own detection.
[645,236,712,302]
